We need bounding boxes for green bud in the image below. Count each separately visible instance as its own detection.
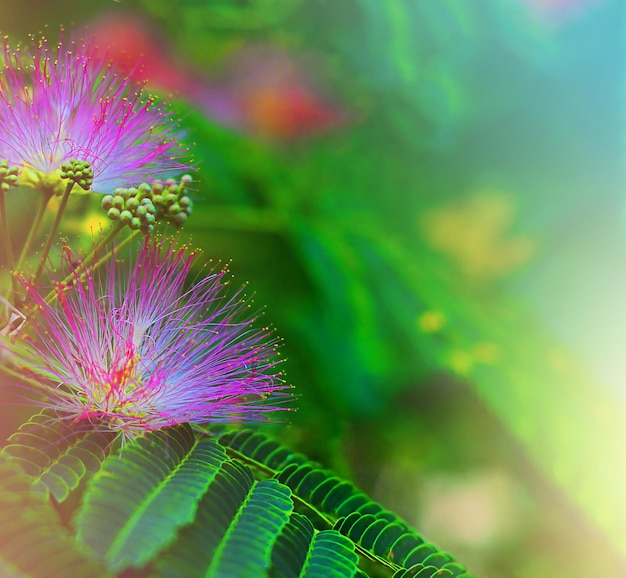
[120,210,133,225]
[101,195,114,210]
[179,196,191,208]
[126,197,140,211]
[168,203,181,216]
[173,212,188,226]
[138,183,152,196]
[144,213,155,225]
[130,217,142,230]
[112,196,125,210]
[136,205,147,217]
[107,207,121,220]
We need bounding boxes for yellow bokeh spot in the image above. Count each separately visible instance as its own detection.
[449,350,474,375]
[417,310,445,333]
[420,189,534,282]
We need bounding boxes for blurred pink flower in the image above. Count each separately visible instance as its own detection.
[0,33,188,193]
[6,237,291,439]
[89,15,347,141]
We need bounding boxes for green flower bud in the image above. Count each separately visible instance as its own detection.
[107,207,121,220]
[120,210,133,225]
[138,183,152,195]
[112,196,125,210]
[101,195,114,210]
[173,212,188,226]
[130,217,142,230]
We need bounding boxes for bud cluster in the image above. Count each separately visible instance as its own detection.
[101,185,157,235]
[0,160,19,192]
[60,159,94,191]
[101,175,194,234]
[150,175,194,227]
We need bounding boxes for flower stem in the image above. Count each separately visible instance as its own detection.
[0,190,14,283]
[32,181,74,287]
[89,228,140,275]
[14,191,53,277]
[43,223,133,305]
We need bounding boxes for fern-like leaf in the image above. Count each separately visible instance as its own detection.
[155,459,293,578]
[1,410,112,502]
[218,428,475,577]
[218,429,308,470]
[270,512,360,578]
[75,424,228,572]
[0,454,109,578]
[300,530,360,577]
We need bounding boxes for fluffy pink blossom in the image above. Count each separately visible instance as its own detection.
[0,33,188,193]
[6,238,291,438]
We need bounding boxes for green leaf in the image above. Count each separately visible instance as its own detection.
[270,512,314,578]
[155,460,293,578]
[270,513,360,578]
[218,429,473,576]
[219,429,308,471]
[0,454,109,578]
[75,424,228,572]
[207,477,293,577]
[392,566,455,578]
[1,410,112,502]
[300,530,360,577]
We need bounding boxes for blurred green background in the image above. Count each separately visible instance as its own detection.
[4,0,626,576]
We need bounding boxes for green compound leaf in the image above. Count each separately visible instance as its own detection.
[392,567,454,578]
[300,530,360,578]
[219,429,308,471]
[0,454,109,578]
[154,460,293,578]
[270,512,359,578]
[75,424,228,572]
[218,429,474,576]
[1,410,112,502]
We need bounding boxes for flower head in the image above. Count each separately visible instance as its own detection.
[6,237,291,439]
[0,32,188,193]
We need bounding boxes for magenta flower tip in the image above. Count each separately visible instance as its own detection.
[0,31,190,193]
[7,237,292,439]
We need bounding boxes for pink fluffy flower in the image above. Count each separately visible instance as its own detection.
[0,33,188,193]
[7,237,291,439]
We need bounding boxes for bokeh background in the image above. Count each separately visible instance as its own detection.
[3,1,626,576]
